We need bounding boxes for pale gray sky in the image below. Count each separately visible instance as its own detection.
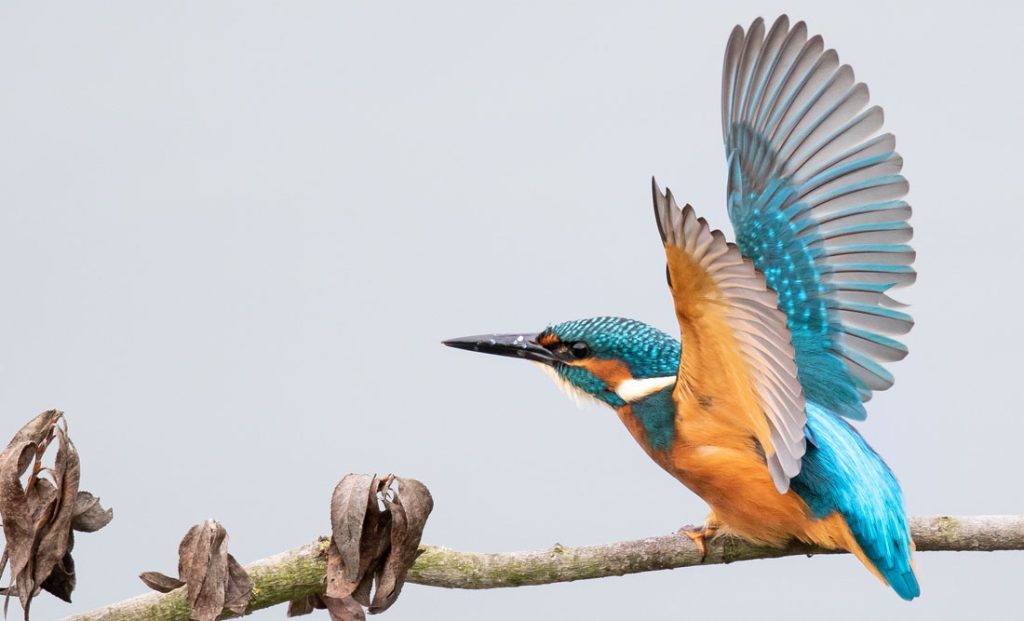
[1,2,1020,620]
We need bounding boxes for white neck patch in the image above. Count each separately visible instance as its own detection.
[614,376,676,403]
[533,363,604,408]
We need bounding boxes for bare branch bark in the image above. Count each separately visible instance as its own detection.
[61,515,1024,621]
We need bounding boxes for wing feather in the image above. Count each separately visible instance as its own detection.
[653,179,807,492]
[722,16,915,416]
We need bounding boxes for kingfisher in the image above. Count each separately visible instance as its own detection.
[444,15,919,600]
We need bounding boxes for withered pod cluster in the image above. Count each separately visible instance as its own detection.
[0,411,112,617]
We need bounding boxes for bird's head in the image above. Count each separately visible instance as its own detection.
[444,316,680,408]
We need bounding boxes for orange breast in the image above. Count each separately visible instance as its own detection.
[617,402,804,545]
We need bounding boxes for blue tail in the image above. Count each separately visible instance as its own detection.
[792,403,920,600]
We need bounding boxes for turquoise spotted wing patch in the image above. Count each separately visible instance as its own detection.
[721,16,915,419]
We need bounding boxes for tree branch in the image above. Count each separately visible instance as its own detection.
[62,515,1024,621]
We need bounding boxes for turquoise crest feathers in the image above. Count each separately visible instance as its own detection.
[543,317,680,380]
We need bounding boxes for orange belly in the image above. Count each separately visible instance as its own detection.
[615,405,887,583]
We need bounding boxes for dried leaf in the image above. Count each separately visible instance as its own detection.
[180,521,226,620]
[138,571,185,593]
[327,474,392,601]
[39,549,75,602]
[3,410,61,450]
[0,437,47,613]
[329,473,372,594]
[223,554,253,615]
[352,479,392,606]
[286,594,317,616]
[140,520,252,621]
[391,478,433,546]
[369,478,433,613]
[286,593,365,621]
[349,564,375,608]
[180,520,238,621]
[31,426,80,593]
[369,495,407,612]
[71,492,113,533]
[321,595,367,621]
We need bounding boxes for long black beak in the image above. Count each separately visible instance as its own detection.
[442,332,555,364]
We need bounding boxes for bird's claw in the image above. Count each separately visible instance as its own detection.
[677,525,717,561]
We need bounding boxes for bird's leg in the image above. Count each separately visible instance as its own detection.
[677,512,721,560]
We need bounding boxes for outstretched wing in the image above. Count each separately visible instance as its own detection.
[721,16,914,420]
[653,180,806,492]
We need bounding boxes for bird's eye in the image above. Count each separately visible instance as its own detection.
[569,342,591,359]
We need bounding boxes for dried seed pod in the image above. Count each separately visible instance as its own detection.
[139,519,253,621]
[292,473,433,619]
[0,410,112,618]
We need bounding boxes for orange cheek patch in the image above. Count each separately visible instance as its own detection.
[577,358,633,386]
[537,333,559,347]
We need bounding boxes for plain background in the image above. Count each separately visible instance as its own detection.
[1,2,1020,619]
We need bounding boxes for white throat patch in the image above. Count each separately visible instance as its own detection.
[614,376,676,402]
[533,363,604,408]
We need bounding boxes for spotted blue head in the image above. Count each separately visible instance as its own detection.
[443,316,680,409]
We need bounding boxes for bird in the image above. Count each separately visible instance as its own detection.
[444,15,919,600]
